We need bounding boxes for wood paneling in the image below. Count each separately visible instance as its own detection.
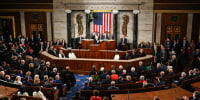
[154,0,200,3]
[161,13,187,44]
[25,12,47,41]
[40,52,154,74]
[192,13,200,43]
[0,12,21,37]
[154,0,200,11]
[53,46,153,59]
[0,0,52,10]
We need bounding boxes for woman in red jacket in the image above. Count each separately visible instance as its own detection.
[90,90,102,100]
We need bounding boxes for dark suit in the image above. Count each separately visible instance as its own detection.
[138,43,146,48]
[36,36,43,44]
[138,52,146,57]
[131,53,137,59]
[181,40,188,48]
[152,50,159,58]
[54,42,60,45]
[107,86,119,90]
[102,34,109,40]
[120,38,127,51]
[160,49,167,61]
[137,65,145,75]
[7,37,14,43]
[44,81,53,88]
[23,81,33,86]
[124,54,129,60]
[60,42,67,48]
[29,37,35,48]
[130,72,137,77]
[95,86,106,90]
[61,70,76,87]
[94,39,100,44]
[76,37,84,49]
[80,86,92,90]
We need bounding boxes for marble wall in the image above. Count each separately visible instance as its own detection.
[53,0,153,48]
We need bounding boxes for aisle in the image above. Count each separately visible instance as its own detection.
[61,74,89,100]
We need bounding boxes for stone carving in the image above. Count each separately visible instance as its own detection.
[76,14,83,35]
[122,15,129,36]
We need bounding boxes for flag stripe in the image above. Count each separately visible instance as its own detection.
[93,12,111,38]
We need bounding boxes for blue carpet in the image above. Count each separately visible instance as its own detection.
[59,74,89,100]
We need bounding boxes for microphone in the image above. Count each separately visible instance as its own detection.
[86,43,88,50]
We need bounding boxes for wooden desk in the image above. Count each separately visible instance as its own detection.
[112,88,192,100]
[40,52,153,74]
[191,82,200,92]
[0,85,18,98]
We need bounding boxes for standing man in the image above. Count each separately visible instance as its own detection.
[76,34,84,49]
[120,34,127,51]
[181,36,188,48]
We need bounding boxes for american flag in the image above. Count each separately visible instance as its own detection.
[93,12,111,39]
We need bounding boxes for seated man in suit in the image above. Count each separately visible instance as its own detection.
[44,78,54,88]
[138,49,146,57]
[102,32,109,40]
[131,50,137,59]
[76,34,84,49]
[120,34,127,51]
[52,48,58,57]
[54,39,60,45]
[53,75,66,87]
[94,36,101,44]
[71,91,84,100]
[80,81,92,90]
[95,81,106,90]
[107,81,119,90]
[138,41,146,48]
[124,51,129,60]
[173,72,188,85]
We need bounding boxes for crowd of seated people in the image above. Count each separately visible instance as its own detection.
[0,32,200,99]
[83,46,200,91]
[0,33,77,99]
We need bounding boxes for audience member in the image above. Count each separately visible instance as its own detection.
[17,86,29,96]
[107,81,119,90]
[90,90,102,100]
[33,86,46,100]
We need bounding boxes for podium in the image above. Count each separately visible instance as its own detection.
[82,39,116,51]
[89,40,116,51]
[82,39,94,49]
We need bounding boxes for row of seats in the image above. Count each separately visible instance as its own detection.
[0,79,60,100]
[80,84,171,100]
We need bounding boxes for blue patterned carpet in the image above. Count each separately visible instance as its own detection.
[59,74,89,100]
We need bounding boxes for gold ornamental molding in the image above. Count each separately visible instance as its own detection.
[154,10,200,13]
[154,3,200,5]
[0,3,53,5]
[0,9,53,12]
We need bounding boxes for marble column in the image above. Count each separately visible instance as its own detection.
[112,10,119,49]
[156,13,162,44]
[85,10,91,39]
[46,12,52,41]
[186,13,193,42]
[133,10,139,48]
[20,11,26,37]
[65,10,72,47]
